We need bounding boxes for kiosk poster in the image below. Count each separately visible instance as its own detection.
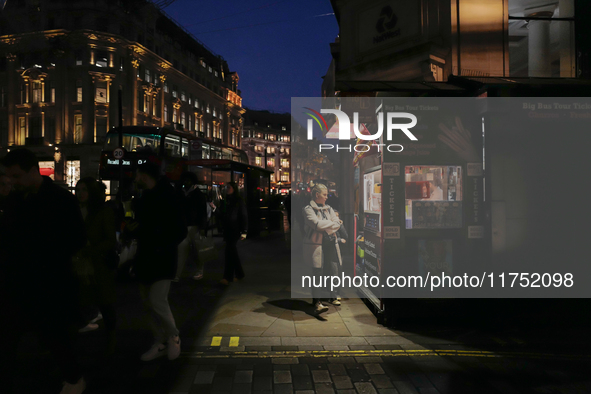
[292,97,591,298]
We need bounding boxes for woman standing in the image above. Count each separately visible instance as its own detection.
[219,181,248,285]
[303,184,342,314]
[74,177,118,355]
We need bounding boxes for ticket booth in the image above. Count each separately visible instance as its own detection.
[351,98,488,318]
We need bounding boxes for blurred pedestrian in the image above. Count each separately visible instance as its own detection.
[74,177,118,356]
[133,161,187,361]
[219,181,247,285]
[0,171,11,216]
[302,183,341,315]
[175,171,208,281]
[0,148,87,393]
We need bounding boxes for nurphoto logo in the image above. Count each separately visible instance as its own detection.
[304,107,418,153]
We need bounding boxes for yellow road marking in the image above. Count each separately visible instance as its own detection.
[229,337,240,347]
[182,349,591,361]
[211,337,222,346]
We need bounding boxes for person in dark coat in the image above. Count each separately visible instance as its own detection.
[74,177,118,354]
[133,161,187,361]
[0,148,87,394]
[219,181,248,285]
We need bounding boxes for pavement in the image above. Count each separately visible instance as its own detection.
[10,215,591,393]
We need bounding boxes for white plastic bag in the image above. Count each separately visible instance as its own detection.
[119,239,137,266]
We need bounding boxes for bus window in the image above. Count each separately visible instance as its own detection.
[211,146,222,159]
[105,132,160,153]
[202,144,210,159]
[222,148,232,160]
[181,138,189,158]
[164,134,181,157]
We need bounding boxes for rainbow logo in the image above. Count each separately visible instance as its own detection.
[303,107,328,133]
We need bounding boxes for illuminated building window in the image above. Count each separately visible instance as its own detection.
[181,112,186,128]
[281,159,290,168]
[76,80,82,102]
[66,160,81,190]
[181,90,186,101]
[145,69,151,83]
[267,158,275,167]
[255,157,262,166]
[32,82,42,103]
[172,109,177,124]
[281,172,289,182]
[17,117,26,145]
[164,105,169,122]
[95,51,108,68]
[74,115,82,144]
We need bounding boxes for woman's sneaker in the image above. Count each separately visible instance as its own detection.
[167,336,181,360]
[314,302,329,314]
[78,323,99,333]
[330,299,341,306]
[140,343,166,361]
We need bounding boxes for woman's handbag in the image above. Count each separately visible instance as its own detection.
[196,234,218,263]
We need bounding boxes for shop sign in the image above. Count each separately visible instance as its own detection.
[384,226,400,239]
[383,162,400,176]
[467,163,483,176]
[468,226,484,239]
[467,177,482,225]
[383,168,396,227]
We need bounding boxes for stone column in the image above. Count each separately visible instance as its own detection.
[528,11,554,77]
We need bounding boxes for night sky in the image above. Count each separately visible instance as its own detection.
[164,0,339,114]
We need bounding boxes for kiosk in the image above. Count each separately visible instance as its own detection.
[351,98,487,317]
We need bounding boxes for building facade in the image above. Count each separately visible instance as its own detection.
[320,0,591,316]
[0,0,244,189]
[241,109,291,192]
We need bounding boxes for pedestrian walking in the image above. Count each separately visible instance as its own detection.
[302,183,342,315]
[175,171,208,281]
[284,192,292,225]
[133,161,187,361]
[0,148,87,393]
[219,181,248,285]
[74,177,118,355]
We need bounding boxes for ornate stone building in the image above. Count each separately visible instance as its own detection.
[241,109,291,192]
[0,0,244,188]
